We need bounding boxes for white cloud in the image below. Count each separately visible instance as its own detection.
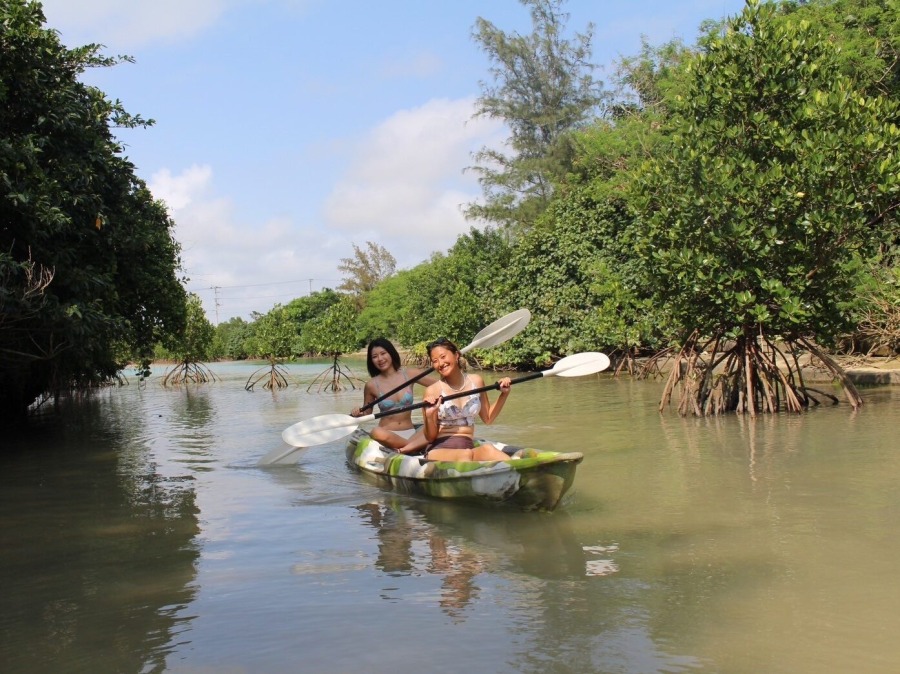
[151,165,213,211]
[39,0,232,48]
[323,97,506,268]
[149,165,342,322]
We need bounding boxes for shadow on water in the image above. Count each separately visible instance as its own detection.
[0,390,201,674]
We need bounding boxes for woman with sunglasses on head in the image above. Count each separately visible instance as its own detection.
[351,338,437,453]
[420,338,513,462]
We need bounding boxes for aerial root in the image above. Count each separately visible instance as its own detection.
[648,332,859,416]
[306,355,365,393]
[161,361,219,387]
[245,362,290,391]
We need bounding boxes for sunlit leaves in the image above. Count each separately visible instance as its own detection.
[631,1,900,345]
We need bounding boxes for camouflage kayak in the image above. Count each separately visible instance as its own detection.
[345,429,584,512]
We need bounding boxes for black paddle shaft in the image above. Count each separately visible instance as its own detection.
[370,371,544,422]
[359,367,435,413]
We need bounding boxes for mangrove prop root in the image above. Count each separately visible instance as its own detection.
[646,333,860,416]
[306,356,366,393]
[798,338,863,410]
[245,363,290,391]
[161,361,219,387]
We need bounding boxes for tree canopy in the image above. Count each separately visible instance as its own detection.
[630,0,900,413]
[467,0,605,231]
[337,241,397,301]
[1,0,186,423]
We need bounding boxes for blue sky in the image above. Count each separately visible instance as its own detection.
[39,0,747,323]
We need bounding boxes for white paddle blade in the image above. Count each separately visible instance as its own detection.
[282,413,370,447]
[547,352,611,377]
[462,308,531,353]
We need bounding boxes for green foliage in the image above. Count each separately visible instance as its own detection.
[498,188,664,366]
[283,288,341,324]
[337,241,396,303]
[610,36,694,120]
[355,271,417,344]
[467,0,605,231]
[283,289,340,355]
[302,296,363,356]
[391,229,516,352]
[245,304,299,361]
[631,0,900,346]
[780,0,900,97]
[154,294,214,362]
[845,261,900,354]
[0,0,186,420]
[210,317,250,360]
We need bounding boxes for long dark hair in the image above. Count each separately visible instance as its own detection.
[426,337,466,371]
[366,338,401,377]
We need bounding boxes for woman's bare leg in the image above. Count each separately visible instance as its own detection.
[397,427,429,455]
[424,448,475,462]
[472,444,511,462]
[370,426,409,449]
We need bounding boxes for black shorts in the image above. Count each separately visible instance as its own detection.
[425,435,474,457]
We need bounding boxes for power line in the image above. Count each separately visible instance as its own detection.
[217,292,310,301]
[187,278,339,292]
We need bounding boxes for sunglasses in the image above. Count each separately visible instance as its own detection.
[426,337,455,351]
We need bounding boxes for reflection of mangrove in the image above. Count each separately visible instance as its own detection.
[354,498,590,621]
[163,387,219,471]
[0,408,201,673]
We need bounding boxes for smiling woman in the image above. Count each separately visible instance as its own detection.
[420,338,513,462]
[350,338,437,454]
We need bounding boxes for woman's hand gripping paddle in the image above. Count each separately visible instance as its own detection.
[356,308,532,414]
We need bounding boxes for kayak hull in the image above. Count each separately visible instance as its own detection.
[345,429,583,511]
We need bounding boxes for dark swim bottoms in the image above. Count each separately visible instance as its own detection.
[425,435,474,457]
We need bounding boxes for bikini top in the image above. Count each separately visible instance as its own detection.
[438,376,481,427]
[374,369,414,413]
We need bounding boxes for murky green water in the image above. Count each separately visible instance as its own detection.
[1,360,898,673]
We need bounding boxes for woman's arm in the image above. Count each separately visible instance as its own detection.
[351,380,377,417]
[478,375,512,425]
[422,383,443,441]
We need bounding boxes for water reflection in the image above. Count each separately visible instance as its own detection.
[0,391,201,674]
[353,498,597,621]
[5,366,900,673]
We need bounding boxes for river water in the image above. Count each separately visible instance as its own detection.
[1,359,898,674]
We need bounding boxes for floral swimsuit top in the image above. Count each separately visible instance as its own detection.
[438,376,481,427]
[374,368,414,413]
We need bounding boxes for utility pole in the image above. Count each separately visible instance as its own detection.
[212,286,221,325]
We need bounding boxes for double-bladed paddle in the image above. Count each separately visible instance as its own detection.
[259,351,610,465]
[357,308,532,414]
